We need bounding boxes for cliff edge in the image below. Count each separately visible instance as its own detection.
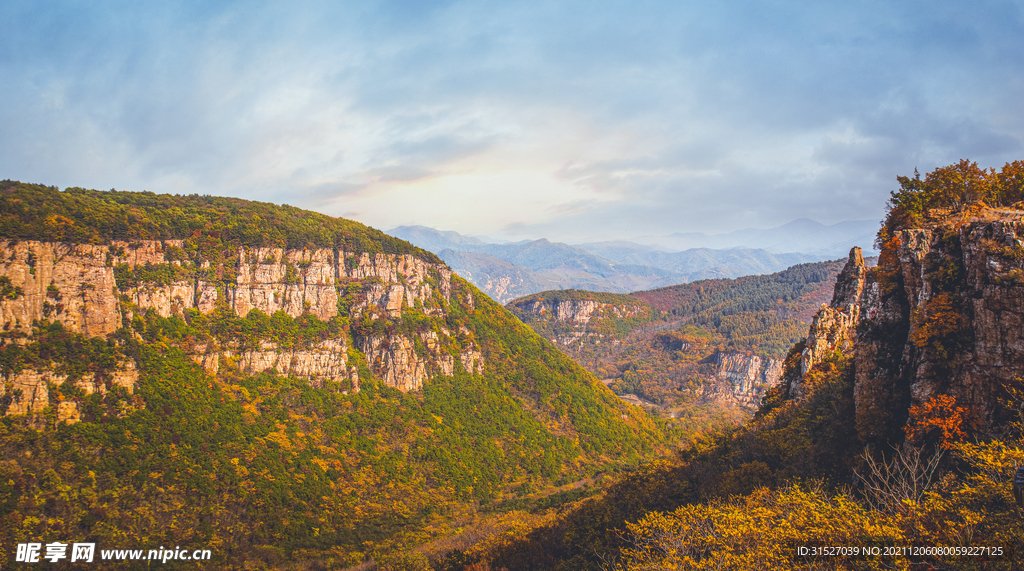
[783,205,1024,440]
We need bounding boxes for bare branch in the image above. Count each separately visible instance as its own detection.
[854,445,944,515]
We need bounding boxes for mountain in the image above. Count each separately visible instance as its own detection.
[0,182,663,569]
[434,248,684,303]
[389,225,827,303]
[574,242,821,280]
[635,218,881,257]
[383,224,492,253]
[390,226,691,302]
[505,259,847,424]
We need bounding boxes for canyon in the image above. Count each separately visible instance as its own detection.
[507,290,790,409]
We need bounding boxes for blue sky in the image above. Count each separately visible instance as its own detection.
[2,0,1022,242]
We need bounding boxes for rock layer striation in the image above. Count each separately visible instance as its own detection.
[784,210,1024,438]
[0,240,481,418]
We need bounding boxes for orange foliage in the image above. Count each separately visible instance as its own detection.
[994,159,1024,205]
[874,234,902,294]
[904,394,977,449]
[44,214,76,241]
[910,293,962,355]
[924,159,993,211]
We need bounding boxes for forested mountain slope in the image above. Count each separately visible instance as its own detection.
[506,260,848,420]
[0,182,663,568]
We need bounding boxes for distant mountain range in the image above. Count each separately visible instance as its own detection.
[633,218,880,256]
[388,219,879,303]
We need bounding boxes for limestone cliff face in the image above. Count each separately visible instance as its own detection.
[215,338,356,386]
[483,276,521,304]
[0,241,123,336]
[515,298,602,324]
[785,248,866,398]
[0,353,139,425]
[707,351,784,406]
[855,216,1024,438]
[0,241,453,328]
[783,209,1024,439]
[361,328,484,392]
[231,247,339,321]
[509,296,648,347]
[0,239,479,418]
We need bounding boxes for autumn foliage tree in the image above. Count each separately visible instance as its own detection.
[879,160,1024,247]
[616,433,1024,571]
[904,394,978,450]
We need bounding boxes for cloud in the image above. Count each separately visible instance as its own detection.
[1,0,1022,242]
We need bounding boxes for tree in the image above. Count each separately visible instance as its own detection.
[925,159,993,211]
[994,160,1024,205]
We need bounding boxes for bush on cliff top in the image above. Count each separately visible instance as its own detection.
[880,159,1024,245]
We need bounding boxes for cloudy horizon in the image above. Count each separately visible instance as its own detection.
[3,0,1022,243]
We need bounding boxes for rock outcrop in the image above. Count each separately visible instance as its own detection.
[785,248,866,398]
[218,338,358,387]
[784,208,1024,439]
[0,240,454,331]
[0,361,138,422]
[513,297,623,325]
[0,241,123,336]
[508,295,650,348]
[855,217,1024,439]
[708,351,784,406]
[0,239,481,418]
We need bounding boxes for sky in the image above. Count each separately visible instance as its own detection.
[2,0,1023,243]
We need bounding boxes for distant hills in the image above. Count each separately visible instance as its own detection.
[632,218,881,257]
[389,220,880,303]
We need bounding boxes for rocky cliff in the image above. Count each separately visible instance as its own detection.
[784,248,866,399]
[783,206,1024,439]
[508,293,652,348]
[705,351,784,407]
[0,238,483,417]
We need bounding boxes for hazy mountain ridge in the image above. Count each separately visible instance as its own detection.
[583,244,818,276]
[636,217,881,257]
[436,248,686,304]
[390,225,834,303]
